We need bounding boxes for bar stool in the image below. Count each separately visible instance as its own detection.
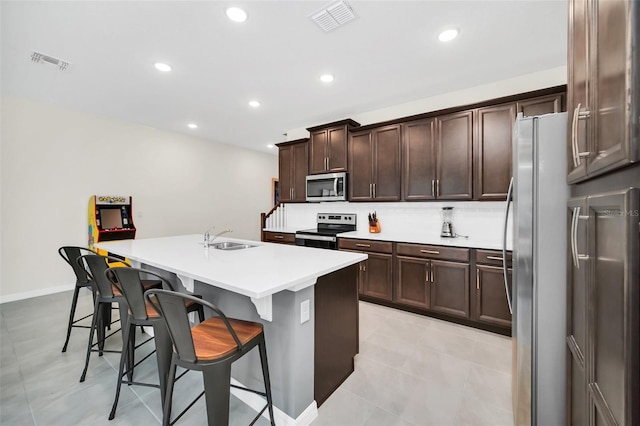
[58,246,98,353]
[145,289,275,426]
[77,255,162,382]
[105,267,205,421]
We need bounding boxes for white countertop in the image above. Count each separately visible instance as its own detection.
[96,234,367,299]
[263,228,513,251]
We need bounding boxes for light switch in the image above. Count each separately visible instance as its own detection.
[300,299,310,324]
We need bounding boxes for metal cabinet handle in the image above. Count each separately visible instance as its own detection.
[373,183,376,198]
[476,269,480,290]
[571,104,580,168]
[571,206,590,269]
[431,180,435,197]
[486,256,503,261]
[572,103,591,167]
[369,183,372,198]
[431,264,435,283]
[425,263,429,284]
[420,249,440,255]
[274,235,284,239]
[356,243,371,248]
[436,180,440,197]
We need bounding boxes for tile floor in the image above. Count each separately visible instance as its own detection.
[0,290,512,425]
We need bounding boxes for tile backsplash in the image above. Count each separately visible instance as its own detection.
[267,201,512,242]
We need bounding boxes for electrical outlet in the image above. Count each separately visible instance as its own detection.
[300,299,310,324]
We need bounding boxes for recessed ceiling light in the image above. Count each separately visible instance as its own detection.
[249,100,261,108]
[320,74,335,83]
[438,28,459,42]
[187,123,198,129]
[267,144,275,149]
[154,62,172,72]
[226,7,248,22]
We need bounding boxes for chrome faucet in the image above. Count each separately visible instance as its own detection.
[204,228,233,248]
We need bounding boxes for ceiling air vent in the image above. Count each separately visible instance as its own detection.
[30,51,71,71]
[311,0,356,32]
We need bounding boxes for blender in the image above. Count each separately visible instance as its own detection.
[440,206,456,238]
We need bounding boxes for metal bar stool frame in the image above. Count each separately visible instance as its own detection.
[106,267,205,421]
[58,246,98,353]
[76,254,132,382]
[145,289,275,426]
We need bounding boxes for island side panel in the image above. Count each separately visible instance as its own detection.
[194,281,315,420]
[314,263,359,406]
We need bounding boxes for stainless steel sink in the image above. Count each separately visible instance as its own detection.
[210,241,257,251]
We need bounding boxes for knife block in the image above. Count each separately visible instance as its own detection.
[369,221,381,233]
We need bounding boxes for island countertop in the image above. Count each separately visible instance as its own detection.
[95,234,367,299]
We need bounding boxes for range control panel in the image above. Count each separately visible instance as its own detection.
[316,213,357,226]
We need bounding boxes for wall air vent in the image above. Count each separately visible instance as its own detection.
[30,51,71,71]
[311,0,356,32]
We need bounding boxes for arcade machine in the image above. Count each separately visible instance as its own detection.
[88,195,136,265]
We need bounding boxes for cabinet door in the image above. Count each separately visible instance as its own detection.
[567,197,589,426]
[395,256,430,309]
[291,142,308,202]
[327,126,348,172]
[278,145,293,202]
[348,130,374,201]
[361,252,393,301]
[309,130,328,175]
[429,260,470,318]
[476,103,515,200]
[585,189,639,426]
[516,93,564,117]
[567,0,590,182]
[588,0,635,177]
[373,125,401,201]
[436,111,473,200]
[402,119,436,200]
[474,264,512,328]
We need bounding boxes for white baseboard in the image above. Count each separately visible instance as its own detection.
[230,378,318,426]
[0,284,76,304]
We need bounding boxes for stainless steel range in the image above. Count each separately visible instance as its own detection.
[295,213,357,250]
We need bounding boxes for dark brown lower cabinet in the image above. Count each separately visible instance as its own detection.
[474,264,512,328]
[361,252,393,301]
[567,188,639,426]
[338,239,394,302]
[430,260,470,318]
[395,256,430,309]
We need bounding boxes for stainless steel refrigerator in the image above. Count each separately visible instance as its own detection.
[503,112,569,426]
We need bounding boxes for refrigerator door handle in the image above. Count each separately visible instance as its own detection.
[502,176,514,314]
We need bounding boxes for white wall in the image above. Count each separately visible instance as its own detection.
[0,95,278,302]
[286,66,567,139]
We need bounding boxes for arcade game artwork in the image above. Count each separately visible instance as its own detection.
[88,195,136,264]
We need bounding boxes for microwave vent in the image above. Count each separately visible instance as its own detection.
[311,1,356,32]
[30,51,71,71]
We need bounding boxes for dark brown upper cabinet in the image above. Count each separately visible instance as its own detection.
[307,119,360,175]
[277,139,308,203]
[435,111,474,200]
[516,93,564,117]
[475,103,516,200]
[567,0,639,183]
[348,125,401,201]
[401,119,436,200]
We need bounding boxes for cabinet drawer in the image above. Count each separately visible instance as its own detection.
[476,249,512,267]
[264,231,295,244]
[338,238,393,254]
[396,243,469,262]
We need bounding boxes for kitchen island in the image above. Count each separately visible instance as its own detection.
[96,234,366,426]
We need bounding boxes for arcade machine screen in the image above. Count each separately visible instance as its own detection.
[100,208,123,229]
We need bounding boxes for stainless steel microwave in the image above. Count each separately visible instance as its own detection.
[306,172,347,202]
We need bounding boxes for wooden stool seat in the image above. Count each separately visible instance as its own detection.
[192,318,263,360]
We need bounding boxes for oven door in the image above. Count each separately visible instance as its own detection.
[295,233,338,250]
